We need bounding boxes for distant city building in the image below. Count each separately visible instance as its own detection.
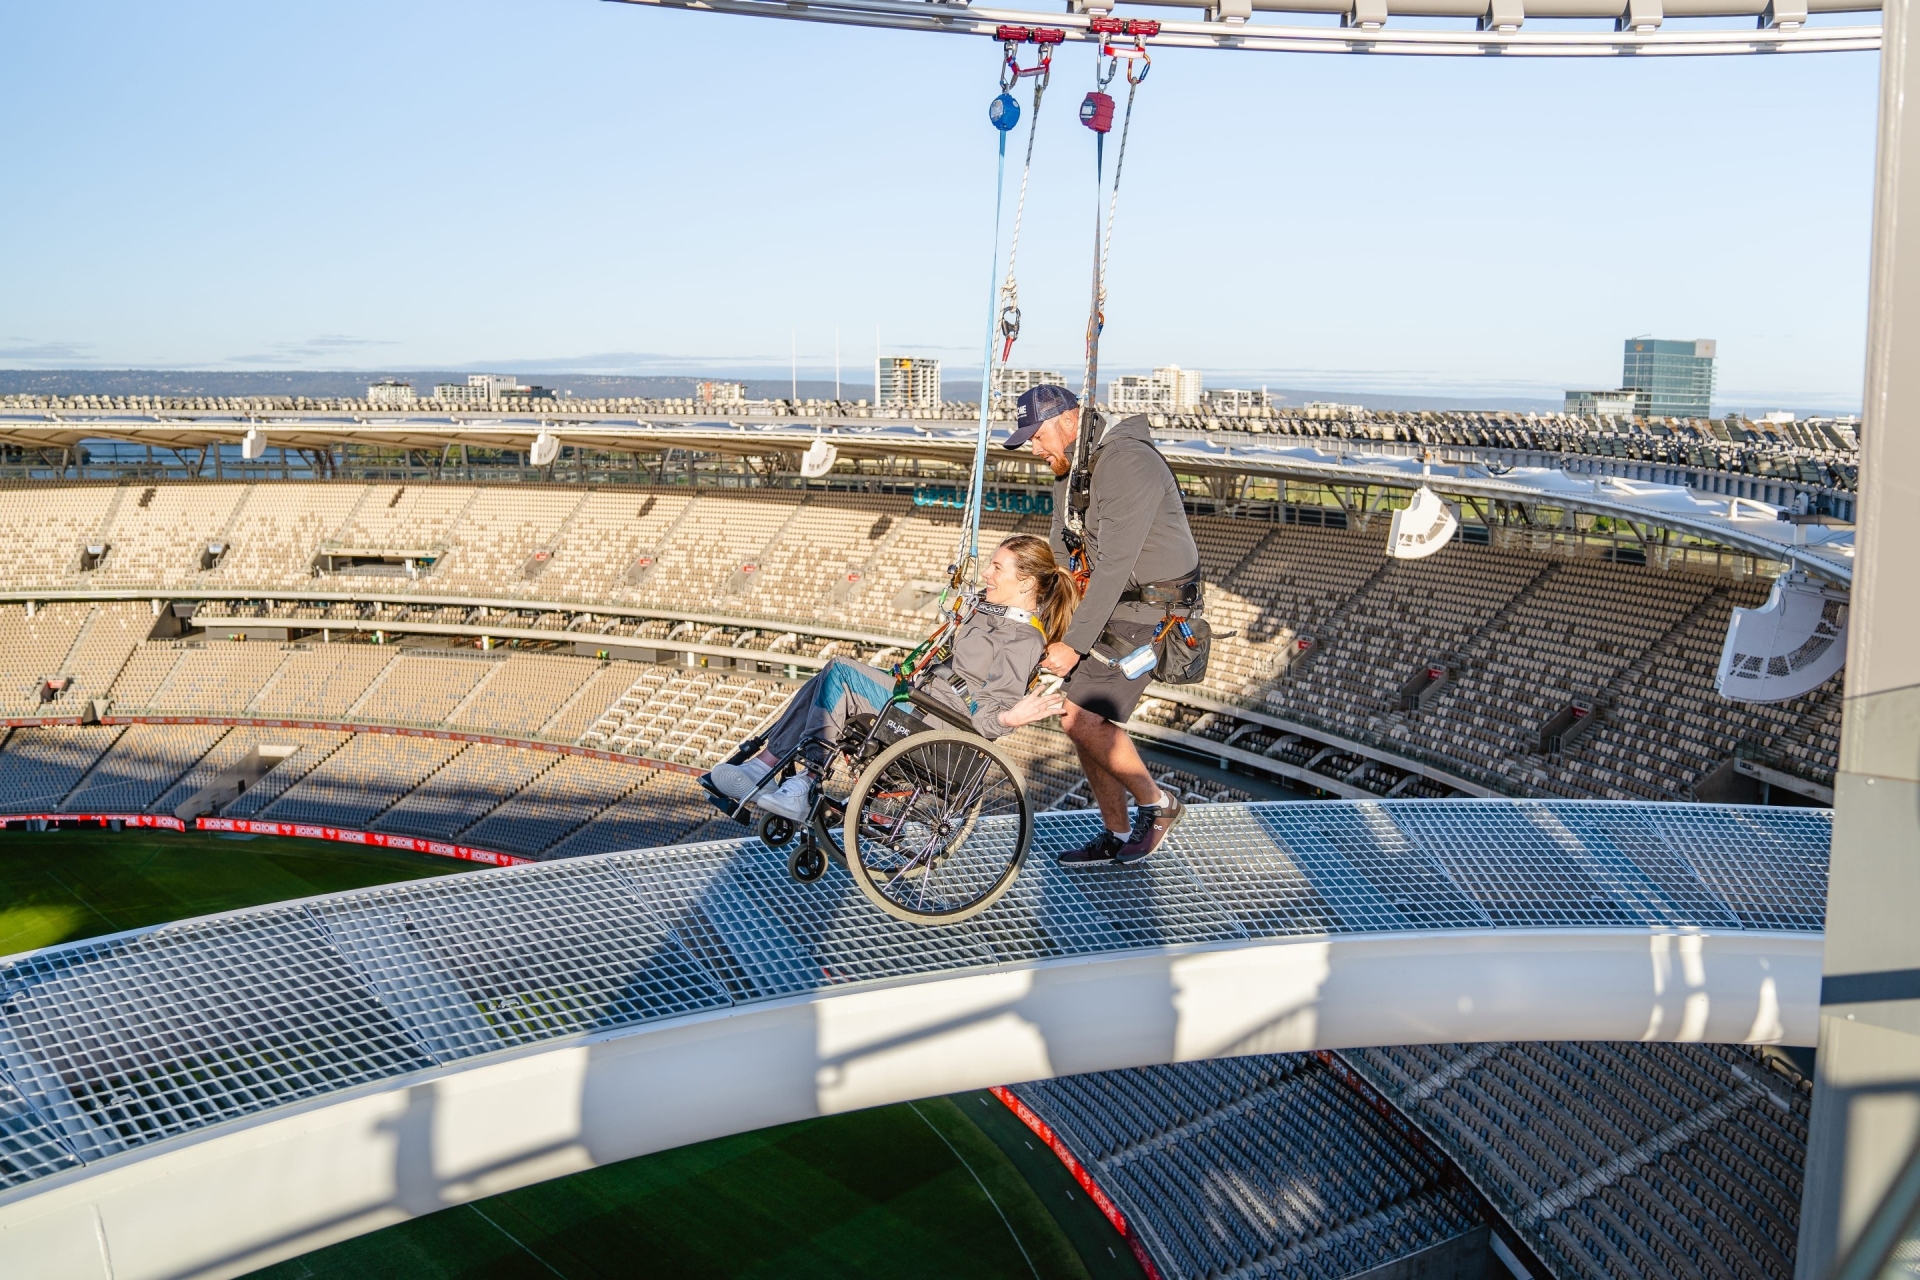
[1302,401,1366,420]
[990,368,1067,405]
[876,357,942,410]
[498,385,557,402]
[1203,387,1273,415]
[695,380,746,407]
[1564,389,1639,418]
[1109,366,1203,414]
[1622,338,1717,419]
[431,373,520,405]
[366,380,415,405]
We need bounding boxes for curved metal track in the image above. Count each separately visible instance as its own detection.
[604,0,1880,56]
[0,798,1827,1278]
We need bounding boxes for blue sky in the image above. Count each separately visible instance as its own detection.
[0,0,1881,408]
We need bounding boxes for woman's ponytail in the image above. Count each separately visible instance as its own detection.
[997,533,1081,643]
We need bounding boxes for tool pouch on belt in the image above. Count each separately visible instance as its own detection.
[1124,568,1210,686]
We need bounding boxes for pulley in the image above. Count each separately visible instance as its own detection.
[1080,91,1115,133]
[989,92,1020,132]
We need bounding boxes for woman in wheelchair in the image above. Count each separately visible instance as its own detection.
[705,534,1078,822]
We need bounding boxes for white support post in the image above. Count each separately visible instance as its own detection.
[1617,0,1662,30]
[1481,0,1524,30]
[1344,0,1388,27]
[1796,0,1920,1268]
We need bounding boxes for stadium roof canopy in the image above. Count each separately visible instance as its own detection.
[0,412,1855,583]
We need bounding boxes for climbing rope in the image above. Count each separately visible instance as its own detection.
[959,26,1062,585]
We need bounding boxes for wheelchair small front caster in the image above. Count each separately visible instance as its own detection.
[757,812,797,847]
[787,836,828,884]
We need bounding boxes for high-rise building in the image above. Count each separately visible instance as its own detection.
[1621,339,1717,419]
[1108,365,1203,413]
[1203,387,1274,415]
[1564,388,1638,418]
[990,368,1067,406]
[695,380,746,407]
[875,357,942,409]
[432,374,520,405]
[366,380,415,405]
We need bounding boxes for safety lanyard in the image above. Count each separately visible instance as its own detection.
[1065,22,1151,546]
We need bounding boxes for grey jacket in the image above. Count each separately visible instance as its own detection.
[1050,413,1201,655]
[918,604,1048,739]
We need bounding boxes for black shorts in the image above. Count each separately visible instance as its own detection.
[1063,619,1158,724]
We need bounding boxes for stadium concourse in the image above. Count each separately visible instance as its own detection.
[0,477,1838,1280]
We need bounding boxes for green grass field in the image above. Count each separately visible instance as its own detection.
[0,829,1141,1279]
[250,1093,1141,1280]
[0,827,466,956]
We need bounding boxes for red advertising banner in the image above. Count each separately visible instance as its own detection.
[989,1085,1165,1280]
[0,813,186,831]
[193,817,533,866]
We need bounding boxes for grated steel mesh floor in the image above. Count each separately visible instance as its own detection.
[0,800,1828,1196]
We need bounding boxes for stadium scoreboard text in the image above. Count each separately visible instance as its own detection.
[913,486,1052,514]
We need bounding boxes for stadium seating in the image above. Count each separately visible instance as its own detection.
[1009,1056,1487,1280]
[1014,1041,1812,1280]
[0,480,1845,855]
[1344,1041,1810,1280]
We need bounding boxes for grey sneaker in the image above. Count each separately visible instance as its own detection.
[1115,792,1185,865]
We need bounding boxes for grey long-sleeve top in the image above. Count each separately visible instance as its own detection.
[1049,412,1202,655]
[917,605,1048,740]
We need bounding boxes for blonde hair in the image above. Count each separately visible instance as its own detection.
[998,534,1080,644]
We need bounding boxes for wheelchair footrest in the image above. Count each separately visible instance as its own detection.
[697,776,754,827]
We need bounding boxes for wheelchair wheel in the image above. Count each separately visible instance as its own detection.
[757,812,797,848]
[787,838,828,884]
[842,729,1031,925]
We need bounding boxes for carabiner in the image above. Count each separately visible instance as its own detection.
[1126,44,1152,85]
[998,302,1022,359]
[1001,43,1021,91]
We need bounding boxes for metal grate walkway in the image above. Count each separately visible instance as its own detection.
[0,800,1828,1196]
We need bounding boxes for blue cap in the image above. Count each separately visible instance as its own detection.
[1004,384,1079,450]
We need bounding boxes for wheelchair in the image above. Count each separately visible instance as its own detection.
[700,686,1033,926]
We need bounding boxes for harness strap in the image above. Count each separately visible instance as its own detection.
[973,599,1048,637]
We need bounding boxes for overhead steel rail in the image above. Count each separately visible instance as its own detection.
[603,0,1880,56]
[0,800,1828,1279]
[0,413,1854,583]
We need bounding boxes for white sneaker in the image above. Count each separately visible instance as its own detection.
[757,775,814,822]
[709,757,772,800]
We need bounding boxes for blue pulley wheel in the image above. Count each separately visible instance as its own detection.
[989,92,1021,132]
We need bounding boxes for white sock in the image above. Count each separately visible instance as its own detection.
[741,756,772,781]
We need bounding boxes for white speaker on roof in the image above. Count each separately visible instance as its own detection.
[240,427,266,461]
[800,438,839,479]
[1387,486,1458,560]
[1716,573,1849,703]
[530,430,560,467]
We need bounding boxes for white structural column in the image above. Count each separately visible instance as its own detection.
[1797,0,1920,1267]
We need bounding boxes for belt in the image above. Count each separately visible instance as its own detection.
[1119,572,1203,609]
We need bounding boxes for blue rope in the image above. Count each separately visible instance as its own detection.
[964,123,1011,573]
